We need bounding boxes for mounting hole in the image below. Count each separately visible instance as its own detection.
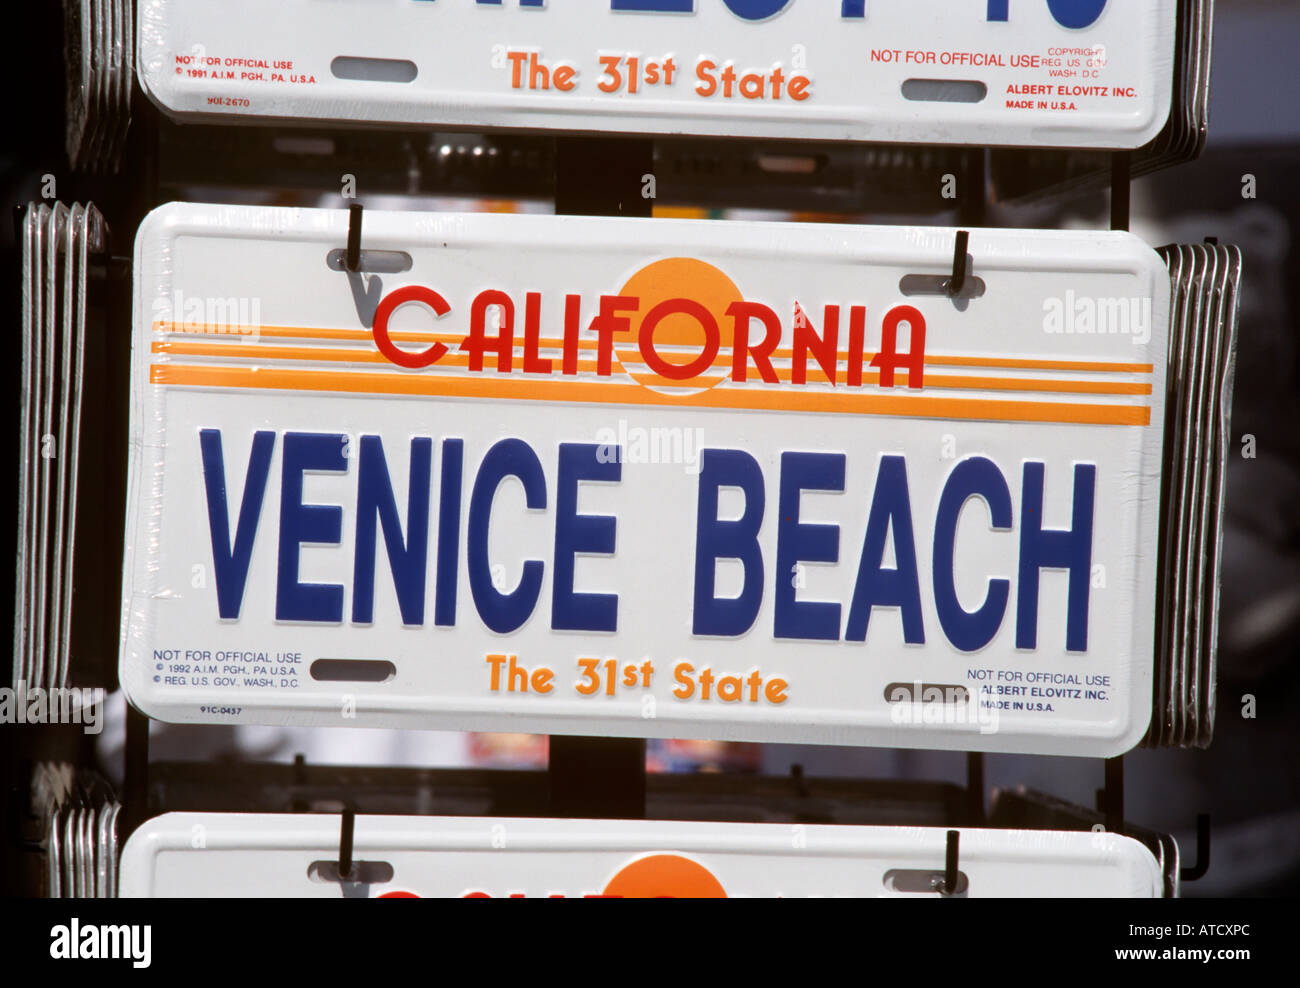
[899,272,986,299]
[309,659,396,683]
[331,56,418,84]
[272,136,336,157]
[308,860,396,884]
[326,248,413,274]
[757,154,822,176]
[883,868,970,895]
[901,79,987,104]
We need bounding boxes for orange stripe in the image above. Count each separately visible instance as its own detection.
[149,364,1150,427]
[627,373,730,388]
[786,368,1150,395]
[151,340,603,374]
[618,358,1149,394]
[924,354,1154,373]
[154,340,1149,396]
[154,321,608,352]
[153,322,1153,374]
[767,346,1153,374]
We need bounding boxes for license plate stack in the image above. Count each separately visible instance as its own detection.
[993,0,1215,202]
[34,762,122,898]
[14,203,106,694]
[88,0,1236,899]
[1149,243,1243,748]
[64,0,134,173]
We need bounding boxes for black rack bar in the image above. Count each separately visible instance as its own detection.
[1180,814,1212,882]
[1103,756,1125,835]
[1110,151,1131,232]
[122,705,150,840]
[545,136,654,821]
[965,752,985,825]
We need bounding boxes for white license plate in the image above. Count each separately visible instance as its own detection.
[138,0,1176,148]
[118,813,1163,897]
[122,203,1169,757]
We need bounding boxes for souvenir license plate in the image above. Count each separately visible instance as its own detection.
[122,204,1169,757]
[137,0,1175,148]
[118,813,1164,897]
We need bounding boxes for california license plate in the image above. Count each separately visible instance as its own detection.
[121,203,1169,757]
[137,0,1176,148]
[118,813,1164,897]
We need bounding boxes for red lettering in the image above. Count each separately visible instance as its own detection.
[639,298,718,381]
[726,300,781,383]
[522,292,553,374]
[562,293,583,376]
[461,290,515,372]
[792,302,839,385]
[371,286,450,369]
[593,295,638,376]
[846,305,867,387]
[869,304,926,388]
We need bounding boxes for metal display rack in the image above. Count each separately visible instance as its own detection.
[4,0,1221,899]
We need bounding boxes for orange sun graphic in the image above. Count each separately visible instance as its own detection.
[612,257,745,396]
[602,853,728,898]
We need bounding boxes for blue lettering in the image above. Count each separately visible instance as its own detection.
[468,439,547,634]
[1047,0,1107,29]
[609,0,799,18]
[722,0,793,20]
[845,455,924,644]
[988,0,1108,29]
[351,436,431,626]
[200,429,274,620]
[434,438,464,627]
[1016,461,1095,651]
[610,0,694,11]
[426,0,1102,26]
[933,457,1012,652]
[693,449,765,636]
[276,433,347,623]
[552,443,621,632]
[774,451,844,641]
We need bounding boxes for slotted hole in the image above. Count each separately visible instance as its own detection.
[272,136,336,156]
[884,682,971,704]
[901,79,987,104]
[309,659,396,683]
[899,272,985,299]
[883,868,970,895]
[326,248,413,274]
[308,860,395,884]
[757,154,821,176]
[331,56,418,84]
